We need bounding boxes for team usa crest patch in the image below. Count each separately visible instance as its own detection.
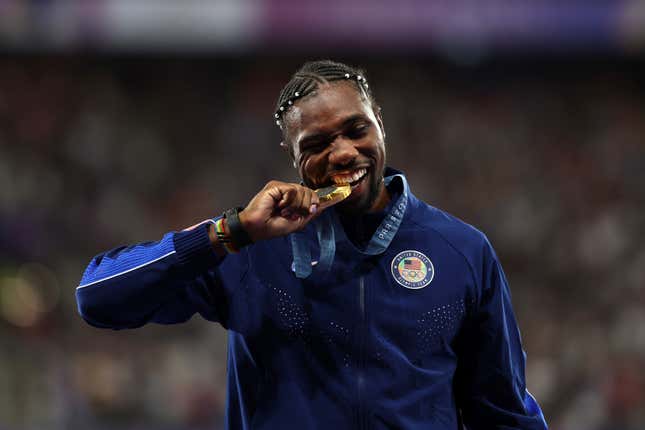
[391,250,434,289]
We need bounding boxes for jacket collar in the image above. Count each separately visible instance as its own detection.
[291,167,410,279]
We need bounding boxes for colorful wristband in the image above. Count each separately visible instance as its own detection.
[214,218,239,254]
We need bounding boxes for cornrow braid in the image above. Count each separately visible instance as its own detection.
[274,60,375,131]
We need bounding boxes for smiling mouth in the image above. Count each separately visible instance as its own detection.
[328,167,368,188]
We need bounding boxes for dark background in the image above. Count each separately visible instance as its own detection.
[1,1,645,429]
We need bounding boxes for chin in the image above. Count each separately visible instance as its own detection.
[336,174,381,215]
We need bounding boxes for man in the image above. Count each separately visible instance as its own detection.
[77,60,548,429]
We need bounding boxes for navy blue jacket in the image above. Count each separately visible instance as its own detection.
[77,169,547,429]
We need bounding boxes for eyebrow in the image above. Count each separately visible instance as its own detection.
[298,114,368,147]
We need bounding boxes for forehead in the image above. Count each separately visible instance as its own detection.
[284,82,374,142]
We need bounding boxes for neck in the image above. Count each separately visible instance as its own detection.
[367,180,390,213]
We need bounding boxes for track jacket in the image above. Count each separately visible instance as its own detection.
[77,168,547,430]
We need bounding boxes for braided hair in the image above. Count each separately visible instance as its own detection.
[274,60,377,136]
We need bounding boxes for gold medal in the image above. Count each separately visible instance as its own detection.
[315,184,351,208]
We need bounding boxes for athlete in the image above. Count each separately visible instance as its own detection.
[77,60,548,429]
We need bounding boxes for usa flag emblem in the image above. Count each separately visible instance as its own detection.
[391,250,434,289]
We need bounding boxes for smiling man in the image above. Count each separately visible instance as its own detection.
[76,60,547,429]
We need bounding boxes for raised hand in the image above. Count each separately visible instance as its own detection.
[238,181,321,242]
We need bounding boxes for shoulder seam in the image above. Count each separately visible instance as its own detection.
[405,212,480,297]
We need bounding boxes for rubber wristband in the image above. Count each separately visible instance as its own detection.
[223,207,253,249]
[214,218,238,254]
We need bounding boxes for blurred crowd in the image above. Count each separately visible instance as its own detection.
[0,57,644,430]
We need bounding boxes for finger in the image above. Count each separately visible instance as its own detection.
[265,182,287,204]
[296,191,323,224]
[301,189,313,215]
[308,188,320,214]
[301,187,321,216]
[277,186,297,210]
[274,198,322,234]
[272,209,307,232]
[287,188,309,222]
[280,186,305,218]
[292,186,307,215]
[294,203,323,229]
[275,185,320,221]
[264,184,294,218]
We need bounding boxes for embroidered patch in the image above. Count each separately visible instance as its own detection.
[391,250,434,289]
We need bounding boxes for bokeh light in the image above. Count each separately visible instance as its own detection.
[0,263,60,327]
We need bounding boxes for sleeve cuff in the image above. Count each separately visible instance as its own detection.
[173,222,223,273]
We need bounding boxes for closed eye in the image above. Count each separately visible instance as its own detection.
[298,118,371,153]
[346,124,370,139]
[301,139,329,153]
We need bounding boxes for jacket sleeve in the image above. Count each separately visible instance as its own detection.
[455,239,548,429]
[76,219,245,330]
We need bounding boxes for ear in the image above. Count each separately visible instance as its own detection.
[280,141,298,168]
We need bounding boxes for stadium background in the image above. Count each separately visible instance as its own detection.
[1,1,645,429]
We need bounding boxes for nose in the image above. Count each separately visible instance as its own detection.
[328,136,359,167]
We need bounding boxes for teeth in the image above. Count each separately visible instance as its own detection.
[331,168,367,185]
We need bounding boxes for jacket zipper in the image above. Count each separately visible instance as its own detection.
[357,275,366,430]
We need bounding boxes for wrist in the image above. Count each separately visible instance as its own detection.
[212,217,242,254]
[207,221,228,257]
[223,207,254,249]
[237,210,255,242]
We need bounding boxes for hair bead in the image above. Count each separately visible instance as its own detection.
[273,61,375,129]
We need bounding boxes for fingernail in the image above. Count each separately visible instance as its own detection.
[310,204,318,214]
